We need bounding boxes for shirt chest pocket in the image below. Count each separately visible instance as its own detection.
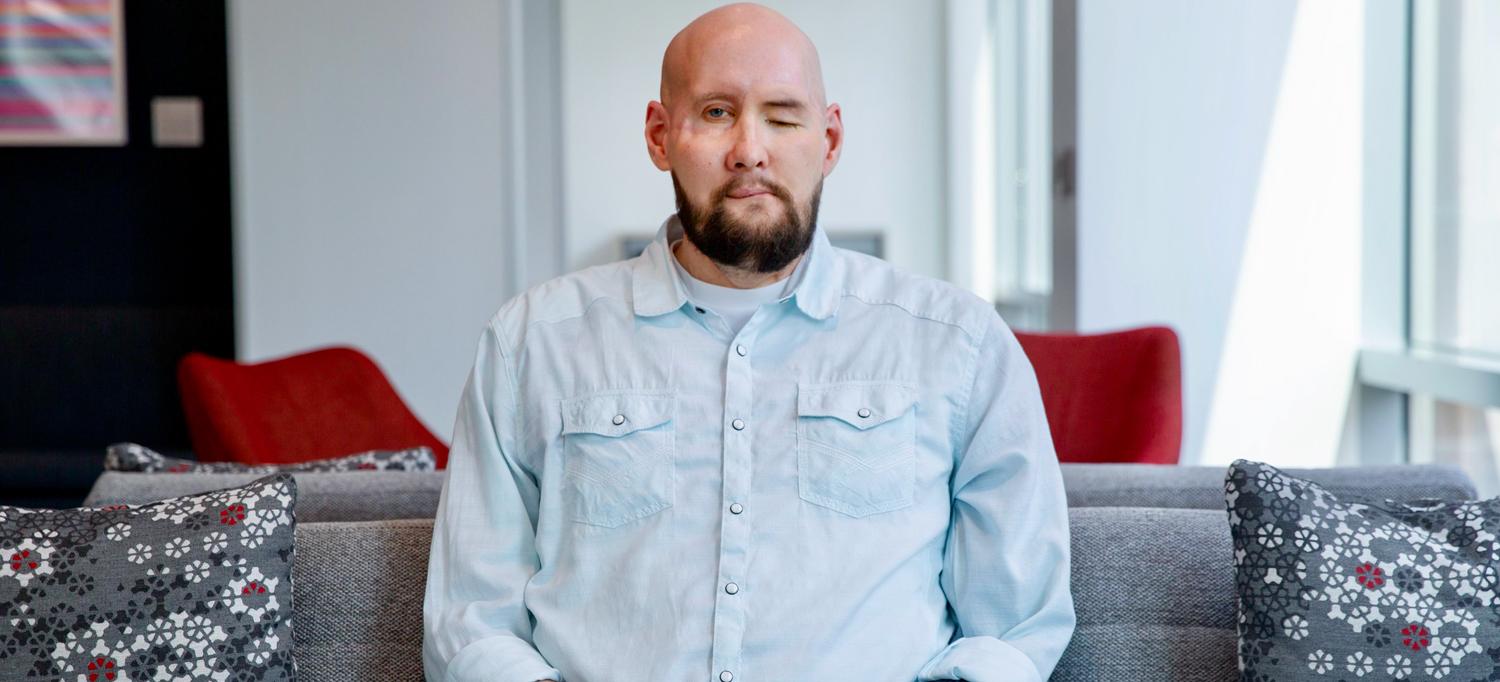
[559,390,676,528]
[796,381,918,518]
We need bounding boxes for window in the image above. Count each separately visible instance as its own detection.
[946,0,1068,332]
[1402,0,1500,492]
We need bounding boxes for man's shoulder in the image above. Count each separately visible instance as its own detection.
[834,247,1002,344]
[485,258,636,341]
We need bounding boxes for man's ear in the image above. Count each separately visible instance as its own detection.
[822,102,843,177]
[645,101,672,171]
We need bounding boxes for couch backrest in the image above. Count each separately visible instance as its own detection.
[1062,463,1476,508]
[85,470,445,521]
[88,463,1479,525]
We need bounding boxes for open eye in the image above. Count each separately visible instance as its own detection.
[706,107,730,120]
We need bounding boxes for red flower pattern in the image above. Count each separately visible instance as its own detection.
[219,504,247,526]
[242,580,267,595]
[86,655,117,681]
[1401,623,1430,651]
[1354,562,1384,589]
[9,549,38,572]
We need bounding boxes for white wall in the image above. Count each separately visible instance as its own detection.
[1076,0,1367,467]
[229,0,514,437]
[559,0,948,279]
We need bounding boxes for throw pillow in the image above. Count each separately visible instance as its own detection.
[1226,459,1500,680]
[0,473,298,681]
[106,441,435,473]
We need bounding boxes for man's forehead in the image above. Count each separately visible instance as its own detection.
[661,5,826,110]
[676,56,820,109]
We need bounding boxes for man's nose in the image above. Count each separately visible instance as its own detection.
[726,119,768,171]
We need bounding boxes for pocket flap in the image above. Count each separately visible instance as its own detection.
[797,382,917,430]
[560,391,676,437]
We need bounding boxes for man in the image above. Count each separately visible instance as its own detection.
[422,4,1075,681]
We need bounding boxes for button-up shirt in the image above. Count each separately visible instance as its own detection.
[423,214,1076,682]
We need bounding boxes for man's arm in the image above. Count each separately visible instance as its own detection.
[423,320,563,682]
[916,315,1077,682]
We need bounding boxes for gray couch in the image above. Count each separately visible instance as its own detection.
[84,463,1480,681]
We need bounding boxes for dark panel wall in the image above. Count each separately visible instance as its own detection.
[0,1,234,505]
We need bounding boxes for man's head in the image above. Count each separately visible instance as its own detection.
[645,3,843,275]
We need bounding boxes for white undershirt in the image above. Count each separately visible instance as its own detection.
[670,239,807,335]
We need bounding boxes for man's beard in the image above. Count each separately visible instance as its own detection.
[672,173,821,274]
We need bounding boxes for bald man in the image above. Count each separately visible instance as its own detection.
[422,4,1075,681]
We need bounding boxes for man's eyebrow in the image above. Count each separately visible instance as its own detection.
[694,92,809,113]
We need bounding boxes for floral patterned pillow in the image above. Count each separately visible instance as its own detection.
[106,441,436,473]
[0,474,297,681]
[1226,459,1500,680]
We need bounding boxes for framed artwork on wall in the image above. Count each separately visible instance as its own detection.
[0,0,126,145]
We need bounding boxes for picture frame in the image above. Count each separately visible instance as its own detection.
[0,0,127,146]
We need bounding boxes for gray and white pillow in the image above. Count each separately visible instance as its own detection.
[1226,459,1500,680]
[0,474,298,681]
[106,441,436,473]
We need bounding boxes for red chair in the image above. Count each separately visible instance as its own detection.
[177,347,450,468]
[1014,326,1182,465]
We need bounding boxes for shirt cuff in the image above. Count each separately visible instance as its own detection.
[445,634,563,682]
[917,636,1041,682]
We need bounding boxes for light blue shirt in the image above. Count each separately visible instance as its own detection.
[668,236,805,335]
[423,214,1076,682]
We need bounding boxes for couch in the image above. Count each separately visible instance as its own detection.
[82,463,1479,681]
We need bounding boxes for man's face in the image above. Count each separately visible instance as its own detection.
[647,22,842,273]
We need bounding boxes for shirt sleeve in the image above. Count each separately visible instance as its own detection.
[916,314,1077,682]
[423,319,563,682]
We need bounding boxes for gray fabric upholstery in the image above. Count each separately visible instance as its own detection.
[84,464,1478,526]
[1062,463,1477,509]
[85,471,445,522]
[293,520,431,682]
[1053,507,1236,681]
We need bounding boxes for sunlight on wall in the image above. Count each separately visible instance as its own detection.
[1200,0,1365,467]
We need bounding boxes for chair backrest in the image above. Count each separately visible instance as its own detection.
[178,346,449,467]
[1015,326,1183,464]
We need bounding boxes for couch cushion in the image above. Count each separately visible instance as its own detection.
[85,471,445,522]
[0,474,298,681]
[1064,463,1477,509]
[1053,506,1237,680]
[1226,459,1500,680]
[300,510,1239,682]
[293,520,432,682]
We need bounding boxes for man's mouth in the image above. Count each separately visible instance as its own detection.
[727,187,771,199]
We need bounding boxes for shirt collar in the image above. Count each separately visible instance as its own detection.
[631,213,843,321]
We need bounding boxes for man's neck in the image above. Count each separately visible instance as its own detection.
[671,236,803,289]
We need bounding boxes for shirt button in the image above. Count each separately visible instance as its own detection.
[857,407,871,419]
[695,306,706,314]
[735,344,747,357]
[612,414,626,426]
[720,672,734,682]
[731,418,745,431]
[729,503,743,514]
[725,582,739,595]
